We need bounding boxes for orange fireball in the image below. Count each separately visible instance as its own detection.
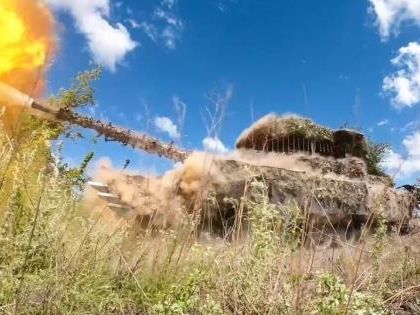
[0,0,55,98]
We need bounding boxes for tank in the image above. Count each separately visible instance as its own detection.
[88,114,415,247]
[0,83,414,247]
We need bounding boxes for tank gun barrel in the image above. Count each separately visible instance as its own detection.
[0,82,189,162]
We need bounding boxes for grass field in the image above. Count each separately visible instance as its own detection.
[0,117,419,315]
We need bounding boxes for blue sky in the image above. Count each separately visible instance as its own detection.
[45,0,420,183]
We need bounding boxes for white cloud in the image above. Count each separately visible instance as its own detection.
[154,8,183,28]
[172,96,187,129]
[377,119,390,126]
[154,116,180,139]
[127,19,141,29]
[383,42,420,108]
[138,1,183,49]
[202,137,228,154]
[217,0,238,13]
[140,22,159,42]
[161,27,177,49]
[369,0,420,40]
[381,131,420,179]
[46,0,137,71]
[403,132,420,155]
[153,8,183,49]
[401,120,420,132]
[162,0,177,9]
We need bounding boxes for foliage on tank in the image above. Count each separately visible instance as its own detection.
[236,113,334,150]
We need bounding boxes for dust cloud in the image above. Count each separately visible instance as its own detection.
[85,149,366,230]
[85,152,227,229]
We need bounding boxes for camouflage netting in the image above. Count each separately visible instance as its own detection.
[236,113,334,150]
[211,159,412,228]
[89,155,414,245]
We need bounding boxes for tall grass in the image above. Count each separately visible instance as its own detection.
[0,119,419,315]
